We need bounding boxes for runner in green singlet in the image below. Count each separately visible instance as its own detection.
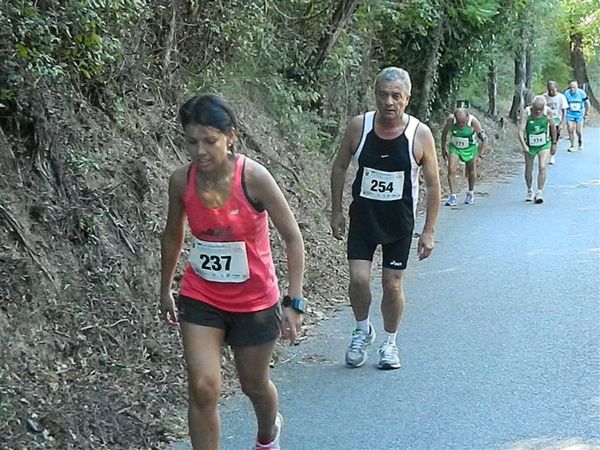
[441,108,488,206]
[517,95,557,204]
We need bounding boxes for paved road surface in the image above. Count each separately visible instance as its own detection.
[173,127,600,450]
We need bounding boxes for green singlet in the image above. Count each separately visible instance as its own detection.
[448,116,478,163]
[525,107,551,156]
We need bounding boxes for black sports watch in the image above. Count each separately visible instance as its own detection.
[282,295,306,314]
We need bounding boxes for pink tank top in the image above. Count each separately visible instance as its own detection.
[179,155,279,312]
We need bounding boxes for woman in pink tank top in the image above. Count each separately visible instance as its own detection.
[160,94,305,450]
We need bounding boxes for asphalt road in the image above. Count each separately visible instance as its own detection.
[172,127,600,450]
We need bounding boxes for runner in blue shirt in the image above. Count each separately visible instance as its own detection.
[563,80,590,151]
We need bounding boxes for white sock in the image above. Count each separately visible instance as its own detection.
[468,191,474,196]
[383,331,397,344]
[537,189,542,195]
[356,319,370,334]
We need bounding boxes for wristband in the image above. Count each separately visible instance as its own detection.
[282,295,306,314]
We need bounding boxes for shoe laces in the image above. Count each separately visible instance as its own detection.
[379,341,398,358]
[349,330,369,350]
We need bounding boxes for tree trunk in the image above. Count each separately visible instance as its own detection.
[508,46,526,122]
[523,45,533,106]
[413,20,444,121]
[307,0,363,75]
[487,62,497,118]
[357,32,373,115]
[161,1,177,82]
[570,32,600,112]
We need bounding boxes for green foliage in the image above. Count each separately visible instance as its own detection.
[77,214,100,245]
[67,148,100,174]
[560,0,600,57]
[2,0,595,153]
[0,0,151,97]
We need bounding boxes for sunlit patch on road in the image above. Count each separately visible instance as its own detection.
[576,179,600,188]
[507,437,600,450]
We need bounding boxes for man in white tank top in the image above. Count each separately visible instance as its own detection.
[330,67,441,370]
[543,81,568,165]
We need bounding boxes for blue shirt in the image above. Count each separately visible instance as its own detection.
[563,88,588,116]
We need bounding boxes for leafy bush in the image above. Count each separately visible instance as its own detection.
[0,0,151,101]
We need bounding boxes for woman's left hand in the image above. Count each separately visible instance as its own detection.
[281,307,303,345]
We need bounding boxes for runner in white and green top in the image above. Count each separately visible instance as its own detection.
[518,95,557,204]
[441,108,488,206]
[543,80,568,165]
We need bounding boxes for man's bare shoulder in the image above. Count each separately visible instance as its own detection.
[415,120,433,139]
[346,114,365,135]
[338,114,366,153]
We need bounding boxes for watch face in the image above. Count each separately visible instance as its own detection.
[292,299,306,313]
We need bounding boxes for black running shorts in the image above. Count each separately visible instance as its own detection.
[347,230,413,270]
[177,295,281,347]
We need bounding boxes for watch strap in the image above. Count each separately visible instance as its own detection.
[282,295,306,314]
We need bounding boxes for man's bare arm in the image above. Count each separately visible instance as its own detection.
[330,115,362,239]
[518,110,528,152]
[415,123,440,260]
[472,117,488,156]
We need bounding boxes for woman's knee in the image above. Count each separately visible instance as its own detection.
[189,375,221,408]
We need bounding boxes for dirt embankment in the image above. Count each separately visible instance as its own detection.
[0,86,520,449]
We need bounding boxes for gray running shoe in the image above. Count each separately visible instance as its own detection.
[464,192,474,205]
[525,191,534,202]
[445,194,457,206]
[377,341,401,370]
[345,326,376,368]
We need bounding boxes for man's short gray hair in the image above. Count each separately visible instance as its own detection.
[375,67,412,95]
[532,95,546,108]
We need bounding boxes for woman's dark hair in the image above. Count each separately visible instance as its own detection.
[179,94,239,133]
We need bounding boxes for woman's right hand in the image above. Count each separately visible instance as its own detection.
[160,292,179,326]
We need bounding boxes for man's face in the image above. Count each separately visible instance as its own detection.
[569,82,578,93]
[531,104,545,118]
[454,111,468,128]
[547,83,557,95]
[375,80,409,120]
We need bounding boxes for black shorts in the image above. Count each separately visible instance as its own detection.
[177,295,281,347]
[347,231,413,270]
